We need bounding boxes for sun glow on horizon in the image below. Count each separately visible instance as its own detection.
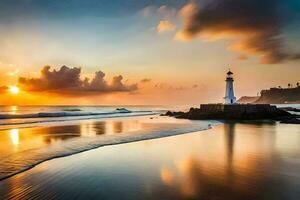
[9,86,20,95]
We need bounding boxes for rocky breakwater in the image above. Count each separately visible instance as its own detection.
[165,104,300,124]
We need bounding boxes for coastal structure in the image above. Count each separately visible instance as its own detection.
[165,69,297,121]
[224,70,236,104]
[166,103,291,120]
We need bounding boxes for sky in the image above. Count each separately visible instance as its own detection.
[0,0,299,106]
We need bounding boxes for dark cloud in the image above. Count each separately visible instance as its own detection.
[110,75,138,92]
[19,66,138,94]
[176,0,300,64]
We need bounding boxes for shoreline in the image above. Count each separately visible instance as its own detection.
[1,121,300,199]
[0,116,217,182]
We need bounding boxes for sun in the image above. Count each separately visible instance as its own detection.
[9,86,20,95]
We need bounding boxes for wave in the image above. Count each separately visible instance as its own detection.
[0,113,160,131]
[0,119,219,181]
[62,108,82,112]
[0,108,134,119]
[0,108,162,130]
[0,113,157,127]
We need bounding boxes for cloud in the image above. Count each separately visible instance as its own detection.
[176,0,300,64]
[143,5,177,18]
[0,86,8,92]
[142,6,155,17]
[140,78,151,83]
[157,20,176,33]
[110,75,138,92]
[18,66,138,94]
[154,82,191,91]
[157,5,177,18]
[142,5,177,34]
[238,55,248,61]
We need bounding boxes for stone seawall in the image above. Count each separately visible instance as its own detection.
[199,104,277,114]
[165,104,295,120]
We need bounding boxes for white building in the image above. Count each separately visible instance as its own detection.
[224,70,236,104]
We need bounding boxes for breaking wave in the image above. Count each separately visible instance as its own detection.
[0,109,159,129]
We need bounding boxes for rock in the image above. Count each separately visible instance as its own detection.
[164,111,185,117]
[165,111,173,116]
[255,87,300,104]
[280,107,300,112]
[280,118,300,124]
[165,104,297,121]
[237,96,260,104]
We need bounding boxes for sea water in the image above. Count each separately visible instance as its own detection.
[0,104,298,182]
[0,105,218,181]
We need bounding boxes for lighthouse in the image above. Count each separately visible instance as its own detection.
[224,70,236,104]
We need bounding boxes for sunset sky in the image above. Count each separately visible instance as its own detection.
[0,0,299,105]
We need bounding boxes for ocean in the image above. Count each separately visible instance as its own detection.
[0,105,165,130]
[0,104,299,199]
[1,113,300,199]
[0,105,218,181]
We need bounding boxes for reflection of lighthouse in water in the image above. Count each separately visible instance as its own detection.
[224,123,235,184]
[224,70,236,104]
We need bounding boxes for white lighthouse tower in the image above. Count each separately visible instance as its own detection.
[224,70,236,104]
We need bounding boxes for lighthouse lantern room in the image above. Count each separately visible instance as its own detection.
[224,70,236,104]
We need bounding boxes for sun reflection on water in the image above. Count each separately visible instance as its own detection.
[10,129,19,146]
[1,119,148,158]
[10,106,18,114]
[80,123,96,137]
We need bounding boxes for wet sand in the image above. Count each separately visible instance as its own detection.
[0,116,212,180]
[1,121,300,199]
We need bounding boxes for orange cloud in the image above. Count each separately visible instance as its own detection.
[157,20,176,33]
[140,78,151,83]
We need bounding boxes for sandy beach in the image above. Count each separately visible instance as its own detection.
[1,120,300,200]
[0,0,299,199]
[0,113,214,181]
